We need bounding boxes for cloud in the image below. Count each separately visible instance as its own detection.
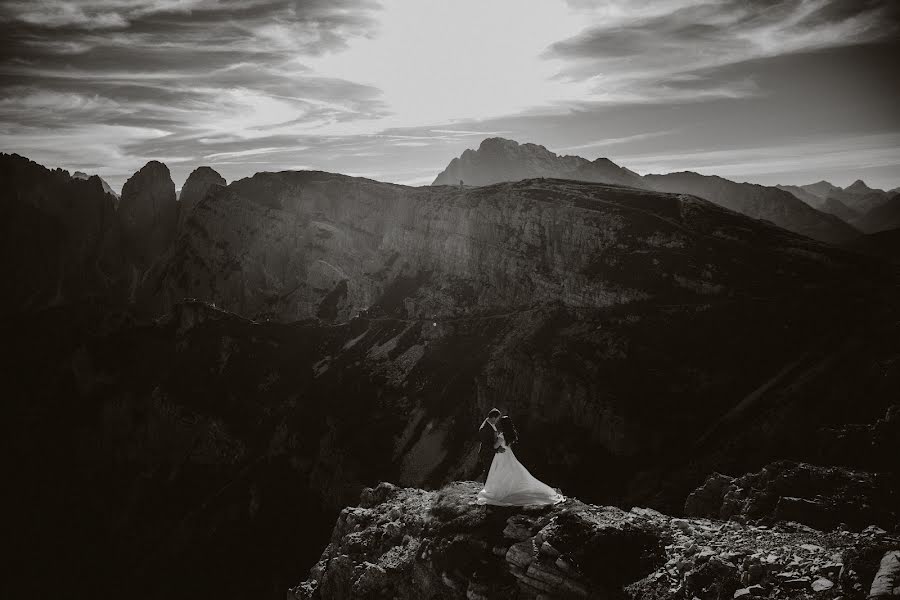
[558,129,678,152]
[544,0,900,95]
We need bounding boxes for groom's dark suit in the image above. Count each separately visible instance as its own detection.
[476,419,500,481]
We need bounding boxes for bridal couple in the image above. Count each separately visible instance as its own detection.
[474,408,564,506]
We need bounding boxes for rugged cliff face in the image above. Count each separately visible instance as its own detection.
[290,480,899,599]
[0,153,124,313]
[177,166,226,229]
[143,171,869,323]
[118,160,178,271]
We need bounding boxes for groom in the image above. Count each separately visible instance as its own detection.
[475,408,505,482]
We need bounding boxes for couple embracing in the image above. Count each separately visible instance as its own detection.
[474,408,564,506]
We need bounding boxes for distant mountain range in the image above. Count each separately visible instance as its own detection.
[433,138,865,244]
[775,179,897,233]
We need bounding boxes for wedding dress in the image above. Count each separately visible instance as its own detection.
[476,433,564,506]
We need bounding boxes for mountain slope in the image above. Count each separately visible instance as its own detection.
[434,138,858,244]
[776,184,827,208]
[142,171,870,322]
[857,193,900,233]
[845,227,900,260]
[644,172,860,244]
[800,180,843,200]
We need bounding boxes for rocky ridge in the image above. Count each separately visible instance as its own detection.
[432,137,645,189]
[642,172,859,244]
[72,169,119,200]
[291,480,899,599]
[432,138,858,244]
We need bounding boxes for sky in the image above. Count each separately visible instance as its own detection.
[1,0,899,192]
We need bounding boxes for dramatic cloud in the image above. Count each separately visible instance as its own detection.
[1,0,898,190]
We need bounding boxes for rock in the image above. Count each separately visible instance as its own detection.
[178,166,225,228]
[869,550,900,599]
[645,171,860,244]
[684,461,899,531]
[1,154,130,314]
[781,576,810,589]
[432,137,646,189]
[811,576,833,591]
[118,160,177,270]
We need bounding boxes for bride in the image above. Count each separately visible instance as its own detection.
[477,416,565,506]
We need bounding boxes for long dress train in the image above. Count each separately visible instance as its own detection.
[476,433,564,506]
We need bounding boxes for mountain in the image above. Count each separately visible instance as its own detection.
[118,160,178,271]
[844,179,882,196]
[177,166,226,228]
[800,180,842,200]
[822,195,861,223]
[72,170,119,200]
[857,193,900,233]
[776,184,827,208]
[643,171,859,244]
[434,138,857,244]
[6,157,899,598]
[0,153,124,313]
[432,137,645,188]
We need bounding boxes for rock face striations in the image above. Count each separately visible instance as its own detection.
[433,138,859,244]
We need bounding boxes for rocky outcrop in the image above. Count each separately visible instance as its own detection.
[118,160,177,271]
[177,166,225,228]
[0,153,124,313]
[432,137,645,188]
[644,171,860,244]
[869,550,900,598]
[291,480,900,599]
[72,169,119,201]
[684,461,899,532]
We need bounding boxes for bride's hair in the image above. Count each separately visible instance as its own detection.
[499,416,519,445]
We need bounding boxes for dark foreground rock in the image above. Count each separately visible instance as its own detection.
[685,461,899,532]
[291,481,899,600]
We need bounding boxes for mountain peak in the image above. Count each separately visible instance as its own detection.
[845,179,875,194]
[178,166,226,228]
[432,137,640,188]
